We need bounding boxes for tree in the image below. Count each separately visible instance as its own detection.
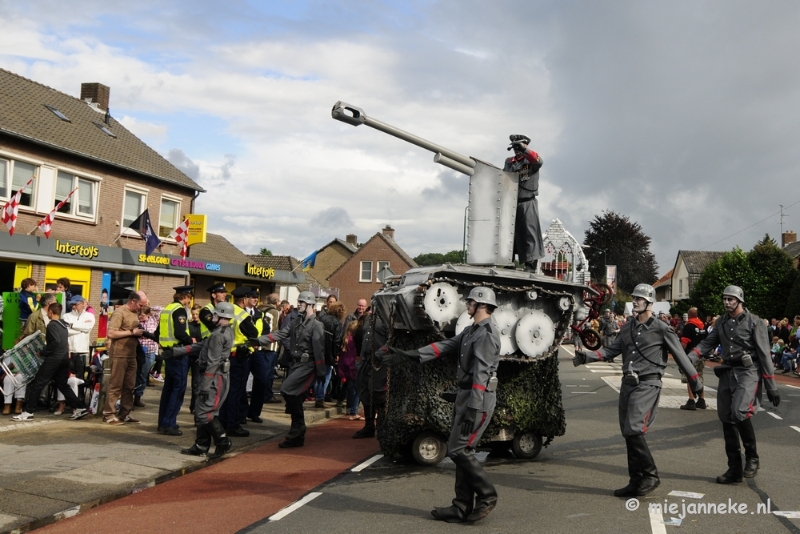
[259,248,273,256]
[689,242,796,319]
[413,250,465,266]
[583,211,658,293]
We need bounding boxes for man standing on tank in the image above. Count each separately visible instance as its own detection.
[573,283,704,497]
[687,286,780,484]
[504,134,544,272]
[381,287,501,524]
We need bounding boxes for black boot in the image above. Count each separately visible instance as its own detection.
[281,395,306,448]
[717,422,743,484]
[432,464,474,522]
[738,418,759,478]
[614,438,641,497]
[181,424,211,456]
[451,451,497,523]
[524,260,538,272]
[207,418,234,460]
[629,435,660,496]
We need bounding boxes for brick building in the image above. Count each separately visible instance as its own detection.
[328,226,417,312]
[0,69,303,347]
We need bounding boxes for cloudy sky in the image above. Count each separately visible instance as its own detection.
[2,0,799,276]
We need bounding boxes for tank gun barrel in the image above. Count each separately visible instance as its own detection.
[331,101,476,176]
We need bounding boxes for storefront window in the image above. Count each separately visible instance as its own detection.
[109,271,138,306]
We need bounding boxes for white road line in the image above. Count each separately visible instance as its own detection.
[561,345,575,356]
[791,426,800,434]
[351,454,383,472]
[268,492,322,521]
[785,384,800,390]
[649,506,667,534]
[589,370,623,373]
[571,391,596,394]
[766,412,783,420]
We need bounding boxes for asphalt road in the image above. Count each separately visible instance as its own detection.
[243,347,800,534]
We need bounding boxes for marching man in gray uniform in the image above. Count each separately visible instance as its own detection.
[687,285,779,484]
[381,287,500,523]
[504,135,544,272]
[250,291,325,448]
[180,302,235,460]
[573,283,704,497]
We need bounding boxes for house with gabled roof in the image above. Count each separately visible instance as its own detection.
[653,268,673,302]
[670,251,725,301]
[328,226,417,312]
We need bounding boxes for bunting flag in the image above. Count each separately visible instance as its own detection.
[36,187,78,238]
[1,177,34,236]
[127,208,162,256]
[169,218,190,257]
[301,250,318,271]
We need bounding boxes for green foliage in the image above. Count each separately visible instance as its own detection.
[259,248,272,256]
[583,211,658,293]
[670,300,691,317]
[784,274,800,319]
[413,249,465,266]
[689,244,797,320]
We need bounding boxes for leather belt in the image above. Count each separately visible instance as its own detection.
[638,374,660,382]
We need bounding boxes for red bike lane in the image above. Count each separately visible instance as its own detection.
[37,418,379,534]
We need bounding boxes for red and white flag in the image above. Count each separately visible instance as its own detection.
[169,218,190,257]
[1,177,34,236]
[37,187,77,238]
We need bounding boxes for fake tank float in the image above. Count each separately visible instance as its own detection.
[332,102,610,465]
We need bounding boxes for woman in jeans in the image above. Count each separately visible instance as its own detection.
[338,320,361,419]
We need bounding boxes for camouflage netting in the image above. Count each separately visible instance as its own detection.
[376,331,566,456]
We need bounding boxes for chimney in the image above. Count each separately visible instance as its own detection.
[382,225,395,240]
[345,234,358,247]
[783,231,797,248]
[80,82,110,112]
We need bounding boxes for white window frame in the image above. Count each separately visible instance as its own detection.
[158,195,182,241]
[120,185,149,237]
[52,169,100,222]
[377,261,390,273]
[0,155,39,212]
[359,261,373,282]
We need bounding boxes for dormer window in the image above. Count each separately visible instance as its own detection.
[44,104,70,122]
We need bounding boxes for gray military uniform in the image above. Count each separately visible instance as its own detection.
[690,310,777,424]
[586,316,702,436]
[419,317,501,454]
[194,324,233,425]
[261,314,326,397]
[503,148,544,264]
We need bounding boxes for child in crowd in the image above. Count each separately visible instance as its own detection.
[18,278,38,324]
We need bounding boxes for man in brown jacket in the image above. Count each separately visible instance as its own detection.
[103,291,148,425]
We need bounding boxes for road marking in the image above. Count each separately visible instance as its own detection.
[268,492,322,521]
[561,345,575,356]
[766,412,783,420]
[668,490,704,499]
[571,391,596,394]
[649,506,667,534]
[351,454,383,472]
[590,370,623,373]
[785,384,800,390]
[791,426,800,434]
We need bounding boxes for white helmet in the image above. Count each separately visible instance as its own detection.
[631,283,655,304]
[466,286,497,307]
[214,302,236,319]
[722,285,744,304]
[297,291,316,305]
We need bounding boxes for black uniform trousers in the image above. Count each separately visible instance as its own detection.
[219,353,250,431]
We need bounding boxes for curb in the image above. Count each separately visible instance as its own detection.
[2,405,346,534]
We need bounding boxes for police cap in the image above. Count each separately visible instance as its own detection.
[207,283,227,294]
[246,289,260,299]
[173,285,194,294]
[231,286,252,299]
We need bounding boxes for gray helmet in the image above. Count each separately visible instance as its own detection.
[466,286,497,307]
[722,285,745,303]
[631,283,655,304]
[214,302,236,319]
[297,291,316,305]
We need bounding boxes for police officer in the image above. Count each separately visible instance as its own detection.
[156,285,195,436]
[573,283,703,497]
[250,291,325,448]
[199,283,228,340]
[503,135,544,272]
[245,289,272,423]
[382,287,501,523]
[219,286,259,437]
[181,302,235,460]
[687,286,779,484]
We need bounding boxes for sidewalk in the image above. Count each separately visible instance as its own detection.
[0,378,346,534]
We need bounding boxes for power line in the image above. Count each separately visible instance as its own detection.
[700,199,800,250]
